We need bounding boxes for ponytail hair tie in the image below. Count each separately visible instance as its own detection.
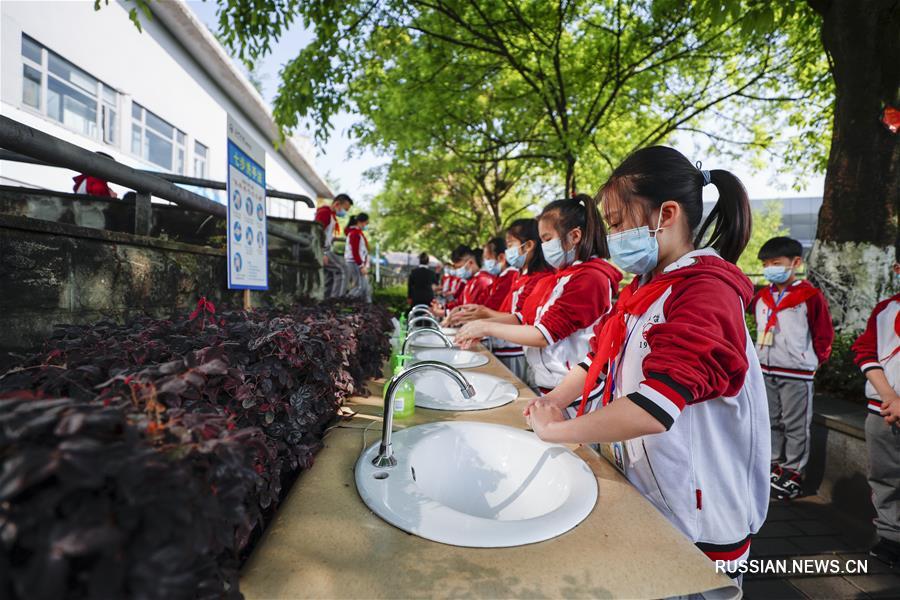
[696,161,711,187]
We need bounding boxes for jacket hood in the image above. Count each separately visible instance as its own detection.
[658,249,754,306]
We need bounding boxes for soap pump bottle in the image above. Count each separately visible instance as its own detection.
[389,354,416,419]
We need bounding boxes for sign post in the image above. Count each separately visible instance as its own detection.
[226,115,268,301]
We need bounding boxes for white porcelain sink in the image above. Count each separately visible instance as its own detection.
[413,348,489,368]
[413,371,517,411]
[355,421,597,547]
[407,330,455,348]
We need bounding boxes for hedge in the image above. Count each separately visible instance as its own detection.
[0,298,392,600]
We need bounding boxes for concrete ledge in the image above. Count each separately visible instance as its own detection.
[807,395,874,522]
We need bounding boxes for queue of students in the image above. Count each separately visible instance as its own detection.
[315,194,372,301]
[411,145,899,574]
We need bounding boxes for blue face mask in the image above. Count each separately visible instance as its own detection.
[505,244,526,269]
[542,236,576,269]
[483,258,501,276]
[607,212,664,275]
[456,262,474,280]
[763,266,792,284]
[336,207,347,217]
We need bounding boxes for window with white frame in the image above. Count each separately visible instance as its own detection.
[131,103,186,173]
[194,141,208,178]
[20,34,118,145]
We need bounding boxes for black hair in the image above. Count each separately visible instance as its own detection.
[418,252,429,265]
[356,212,369,223]
[333,193,353,206]
[598,145,751,264]
[450,244,475,263]
[539,193,609,260]
[473,248,484,268]
[758,236,803,260]
[507,218,551,273]
[485,236,506,258]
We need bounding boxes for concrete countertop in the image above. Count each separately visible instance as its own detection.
[240,346,740,599]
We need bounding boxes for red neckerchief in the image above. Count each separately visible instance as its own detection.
[578,275,685,416]
[760,283,817,333]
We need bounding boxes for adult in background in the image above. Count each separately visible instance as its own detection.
[315,193,353,297]
[344,213,372,302]
[408,252,437,309]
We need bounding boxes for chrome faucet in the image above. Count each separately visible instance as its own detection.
[401,328,453,354]
[408,314,441,329]
[373,360,475,467]
[408,305,434,320]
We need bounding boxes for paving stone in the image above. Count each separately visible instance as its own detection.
[788,576,869,599]
[752,537,804,558]
[768,503,805,522]
[844,574,900,597]
[742,577,808,599]
[791,535,854,555]
[793,518,841,536]
[838,553,899,576]
[758,520,806,538]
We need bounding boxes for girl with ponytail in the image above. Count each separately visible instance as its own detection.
[526,146,768,579]
[456,195,622,395]
[449,219,555,380]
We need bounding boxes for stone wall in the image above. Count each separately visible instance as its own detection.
[0,186,323,364]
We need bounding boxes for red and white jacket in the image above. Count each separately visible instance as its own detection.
[448,271,495,309]
[441,273,463,302]
[314,205,340,250]
[485,266,519,311]
[852,293,900,415]
[749,280,834,380]
[583,249,770,565]
[343,225,369,266]
[491,268,555,358]
[516,258,621,391]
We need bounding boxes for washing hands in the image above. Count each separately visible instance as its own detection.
[455,319,491,349]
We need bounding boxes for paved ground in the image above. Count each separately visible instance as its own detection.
[743,497,900,599]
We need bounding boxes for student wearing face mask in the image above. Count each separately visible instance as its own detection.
[525,146,769,580]
[315,193,353,298]
[482,237,519,310]
[748,236,833,500]
[456,195,621,396]
[432,245,495,317]
[451,219,555,380]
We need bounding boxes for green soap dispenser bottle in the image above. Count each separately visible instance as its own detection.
[389,354,416,419]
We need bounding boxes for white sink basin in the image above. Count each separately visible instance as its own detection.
[413,371,517,411]
[407,330,455,348]
[355,421,598,547]
[413,348,489,368]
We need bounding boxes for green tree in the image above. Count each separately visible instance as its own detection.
[205,0,818,197]
[737,201,789,284]
[689,0,900,331]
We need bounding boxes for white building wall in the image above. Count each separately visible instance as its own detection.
[0,0,318,220]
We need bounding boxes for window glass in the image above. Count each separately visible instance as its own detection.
[48,53,97,95]
[145,109,173,138]
[21,35,41,63]
[22,65,41,108]
[47,76,97,137]
[146,129,173,170]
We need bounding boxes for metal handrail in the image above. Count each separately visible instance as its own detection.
[0,116,311,246]
[0,148,314,207]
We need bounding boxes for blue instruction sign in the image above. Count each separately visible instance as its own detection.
[226,115,268,290]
